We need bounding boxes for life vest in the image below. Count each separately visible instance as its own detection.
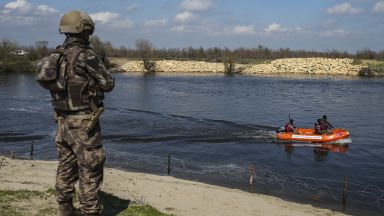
[284,123,292,132]
[320,120,328,130]
[319,124,325,131]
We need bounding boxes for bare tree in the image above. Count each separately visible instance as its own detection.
[0,39,18,71]
[90,35,115,68]
[223,47,235,75]
[223,47,243,75]
[35,40,49,57]
[90,35,106,61]
[135,39,156,72]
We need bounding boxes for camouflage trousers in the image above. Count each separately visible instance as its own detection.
[55,114,106,215]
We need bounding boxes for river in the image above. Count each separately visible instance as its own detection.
[1,72,383,214]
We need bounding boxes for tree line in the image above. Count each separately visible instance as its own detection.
[88,36,384,62]
[1,36,384,67]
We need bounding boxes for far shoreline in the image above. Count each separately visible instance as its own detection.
[1,57,383,77]
[113,57,384,77]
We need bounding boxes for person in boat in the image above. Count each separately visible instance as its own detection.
[284,119,298,133]
[314,120,326,134]
[320,115,334,132]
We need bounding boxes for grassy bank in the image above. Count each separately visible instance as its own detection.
[0,189,170,216]
[0,56,35,73]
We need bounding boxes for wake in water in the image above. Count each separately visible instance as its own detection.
[328,137,352,145]
[105,108,351,156]
[103,108,278,144]
[276,137,352,146]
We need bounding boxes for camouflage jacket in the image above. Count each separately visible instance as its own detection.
[52,37,114,111]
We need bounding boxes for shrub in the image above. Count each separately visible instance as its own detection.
[358,66,384,77]
[1,56,34,73]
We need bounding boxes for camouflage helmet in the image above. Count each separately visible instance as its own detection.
[59,10,95,34]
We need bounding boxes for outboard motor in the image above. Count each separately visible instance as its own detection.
[276,126,285,133]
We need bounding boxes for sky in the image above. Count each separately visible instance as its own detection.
[0,0,383,52]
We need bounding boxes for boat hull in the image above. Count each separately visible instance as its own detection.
[276,128,350,143]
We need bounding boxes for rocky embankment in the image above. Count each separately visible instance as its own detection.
[121,60,225,73]
[242,58,364,75]
[120,58,367,76]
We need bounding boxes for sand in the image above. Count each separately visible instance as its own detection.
[0,156,348,216]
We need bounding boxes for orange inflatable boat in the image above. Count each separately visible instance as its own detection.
[276,128,350,143]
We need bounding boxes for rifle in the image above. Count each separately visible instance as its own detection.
[85,107,104,133]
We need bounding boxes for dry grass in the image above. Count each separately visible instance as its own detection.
[0,189,171,216]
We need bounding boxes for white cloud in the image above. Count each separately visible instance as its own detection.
[0,0,58,26]
[144,18,167,28]
[3,0,32,14]
[232,25,255,35]
[373,1,384,13]
[326,2,363,15]
[171,25,186,32]
[264,22,287,33]
[90,12,120,24]
[90,12,134,29]
[3,0,58,15]
[35,5,59,15]
[174,11,196,23]
[180,0,213,11]
[127,4,138,12]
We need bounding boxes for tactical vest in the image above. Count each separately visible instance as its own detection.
[50,46,93,112]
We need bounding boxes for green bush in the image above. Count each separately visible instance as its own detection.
[352,59,362,65]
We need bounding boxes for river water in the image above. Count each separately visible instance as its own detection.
[1,72,384,214]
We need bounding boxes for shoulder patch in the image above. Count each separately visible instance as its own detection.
[85,50,101,69]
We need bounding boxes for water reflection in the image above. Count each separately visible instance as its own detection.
[314,143,349,154]
[282,142,349,161]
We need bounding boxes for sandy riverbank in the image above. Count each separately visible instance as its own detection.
[0,156,348,216]
[117,58,368,76]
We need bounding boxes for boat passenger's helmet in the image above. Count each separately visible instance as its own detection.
[289,119,294,123]
[317,119,322,123]
[59,10,95,34]
[323,115,327,120]
[315,122,319,125]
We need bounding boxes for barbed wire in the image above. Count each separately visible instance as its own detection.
[169,155,384,213]
[2,145,383,213]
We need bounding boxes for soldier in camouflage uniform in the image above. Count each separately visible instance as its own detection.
[37,10,114,216]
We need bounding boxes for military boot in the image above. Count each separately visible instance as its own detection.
[58,203,77,216]
[79,204,103,216]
